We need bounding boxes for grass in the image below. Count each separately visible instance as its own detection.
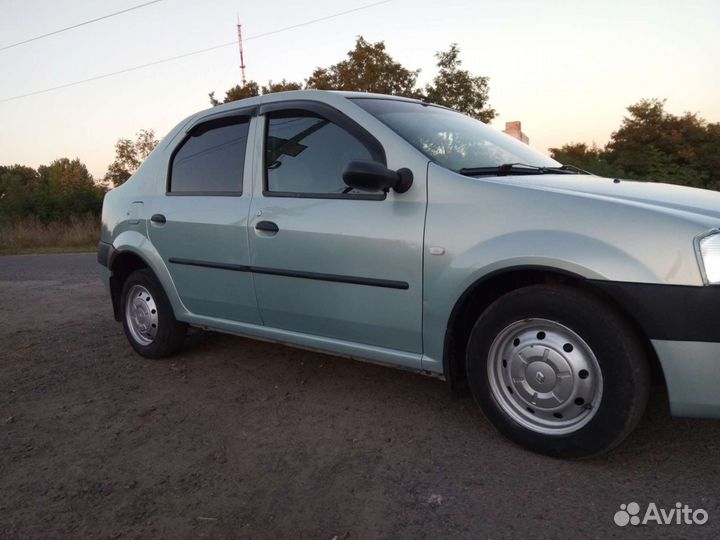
[0,215,99,255]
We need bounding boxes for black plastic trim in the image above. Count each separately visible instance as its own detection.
[255,220,279,233]
[261,190,386,201]
[168,257,409,290]
[588,280,720,343]
[97,241,114,268]
[184,105,258,134]
[165,191,245,197]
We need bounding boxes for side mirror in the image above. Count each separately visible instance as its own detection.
[342,160,413,194]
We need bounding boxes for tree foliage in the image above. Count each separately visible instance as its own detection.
[104,129,159,187]
[208,79,306,105]
[425,44,496,123]
[209,81,260,105]
[0,164,39,196]
[548,142,625,178]
[208,37,495,121]
[0,159,105,223]
[606,98,719,188]
[38,158,94,193]
[261,79,303,95]
[305,36,419,97]
[551,99,720,189]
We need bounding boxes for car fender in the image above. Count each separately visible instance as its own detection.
[421,230,661,373]
[111,230,189,319]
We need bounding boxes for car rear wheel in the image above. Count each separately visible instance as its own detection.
[466,284,649,458]
[121,268,187,358]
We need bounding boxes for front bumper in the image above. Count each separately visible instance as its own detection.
[652,340,720,418]
[589,280,720,418]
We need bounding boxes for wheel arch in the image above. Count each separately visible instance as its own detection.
[443,265,664,396]
[108,249,152,321]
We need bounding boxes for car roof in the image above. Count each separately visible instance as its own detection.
[162,90,429,153]
[200,89,423,116]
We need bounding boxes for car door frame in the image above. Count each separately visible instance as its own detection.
[163,94,434,372]
[245,97,430,366]
[145,106,263,324]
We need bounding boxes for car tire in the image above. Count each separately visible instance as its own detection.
[120,268,187,359]
[466,284,649,458]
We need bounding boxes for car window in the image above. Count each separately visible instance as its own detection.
[169,117,249,194]
[265,113,373,196]
[353,98,560,172]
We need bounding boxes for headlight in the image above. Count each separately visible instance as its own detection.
[697,230,720,284]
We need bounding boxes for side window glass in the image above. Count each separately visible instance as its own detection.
[170,117,249,194]
[265,113,373,195]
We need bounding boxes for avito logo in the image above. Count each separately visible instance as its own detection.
[614,502,708,527]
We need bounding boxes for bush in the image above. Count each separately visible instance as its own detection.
[0,160,105,253]
[0,182,105,224]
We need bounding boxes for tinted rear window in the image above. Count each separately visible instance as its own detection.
[170,118,249,194]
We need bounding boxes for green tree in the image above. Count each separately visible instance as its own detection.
[549,143,625,178]
[104,129,159,187]
[1,159,105,223]
[261,79,303,94]
[0,165,39,196]
[207,37,496,121]
[306,36,419,96]
[38,158,94,192]
[209,81,260,106]
[209,79,303,106]
[0,165,39,223]
[425,44,496,122]
[551,100,720,189]
[698,123,720,190]
[605,98,719,188]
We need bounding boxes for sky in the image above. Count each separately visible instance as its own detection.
[1,0,718,179]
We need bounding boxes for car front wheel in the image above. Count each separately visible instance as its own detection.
[466,285,649,458]
[120,268,187,358]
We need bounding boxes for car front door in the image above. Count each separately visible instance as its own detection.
[247,101,426,358]
[148,109,261,324]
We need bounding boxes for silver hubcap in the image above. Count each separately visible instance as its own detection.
[488,318,603,435]
[125,285,158,346]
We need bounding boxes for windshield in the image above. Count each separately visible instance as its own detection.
[352,98,561,173]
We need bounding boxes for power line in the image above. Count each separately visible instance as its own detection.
[242,0,390,42]
[0,0,391,104]
[0,0,165,52]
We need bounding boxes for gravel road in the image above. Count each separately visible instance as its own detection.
[1,253,719,539]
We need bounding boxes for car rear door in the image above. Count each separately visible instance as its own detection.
[147,108,261,324]
[247,100,426,359]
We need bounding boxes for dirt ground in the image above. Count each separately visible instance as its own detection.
[1,253,719,540]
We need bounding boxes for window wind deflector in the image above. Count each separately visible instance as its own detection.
[189,115,249,137]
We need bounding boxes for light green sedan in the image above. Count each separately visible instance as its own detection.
[98,90,720,458]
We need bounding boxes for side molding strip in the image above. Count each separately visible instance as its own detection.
[168,257,409,290]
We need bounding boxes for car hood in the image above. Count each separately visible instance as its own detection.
[498,174,720,223]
